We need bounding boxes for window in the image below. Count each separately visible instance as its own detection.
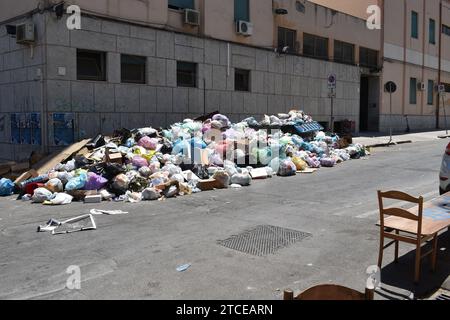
[121,55,146,84]
[427,80,434,105]
[334,40,355,64]
[445,83,450,93]
[429,19,436,44]
[235,69,250,92]
[77,49,106,81]
[278,27,297,53]
[359,47,378,68]
[410,78,417,104]
[443,25,450,37]
[303,33,329,60]
[234,0,250,21]
[121,54,147,84]
[168,0,194,10]
[177,61,197,87]
[411,11,419,39]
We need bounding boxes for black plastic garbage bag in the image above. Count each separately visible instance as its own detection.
[90,163,126,181]
[192,165,209,180]
[74,155,93,169]
[86,135,106,150]
[113,128,132,145]
[160,139,173,154]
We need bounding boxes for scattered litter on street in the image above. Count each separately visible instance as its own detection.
[0,110,369,206]
[176,264,191,272]
[37,214,97,235]
[90,209,129,215]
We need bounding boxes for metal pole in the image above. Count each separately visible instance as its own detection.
[388,92,393,145]
[443,93,448,135]
[330,88,334,133]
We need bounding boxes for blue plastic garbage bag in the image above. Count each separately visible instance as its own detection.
[0,178,14,196]
[65,173,88,191]
[189,137,206,149]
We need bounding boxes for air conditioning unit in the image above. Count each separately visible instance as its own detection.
[417,82,426,91]
[184,9,200,26]
[16,23,35,44]
[236,20,253,36]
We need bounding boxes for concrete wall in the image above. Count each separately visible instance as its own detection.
[46,13,361,137]
[380,0,450,132]
[0,13,45,161]
[274,0,381,54]
[309,0,380,19]
[0,0,39,23]
[0,12,361,161]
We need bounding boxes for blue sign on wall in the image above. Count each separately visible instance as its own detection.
[30,113,41,145]
[53,113,75,146]
[10,113,21,144]
[20,113,31,145]
[10,113,42,145]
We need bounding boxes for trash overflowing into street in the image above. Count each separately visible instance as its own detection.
[0,110,368,206]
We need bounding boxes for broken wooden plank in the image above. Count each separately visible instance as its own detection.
[13,169,39,185]
[33,139,91,175]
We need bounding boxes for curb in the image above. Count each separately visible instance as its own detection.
[365,140,413,149]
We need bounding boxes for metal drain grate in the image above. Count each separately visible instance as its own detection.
[217,225,312,256]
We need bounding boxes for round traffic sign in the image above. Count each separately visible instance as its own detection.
[385,81,397,93]
[328,74,336,85]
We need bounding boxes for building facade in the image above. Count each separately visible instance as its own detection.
[2,0,447,161]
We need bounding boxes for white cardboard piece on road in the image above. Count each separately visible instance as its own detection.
[84,195,102,203]
[250,168,268,179]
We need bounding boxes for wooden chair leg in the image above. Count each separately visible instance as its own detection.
[395,230,399,263]
[414,243,422,284]
[378,234,384,268]
[431,234,438,272]
[283,289,294,300]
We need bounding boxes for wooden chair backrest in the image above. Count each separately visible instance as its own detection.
[377,190,424,235]
[284,284,374,301]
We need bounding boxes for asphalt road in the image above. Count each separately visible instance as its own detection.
[0,139,449,300]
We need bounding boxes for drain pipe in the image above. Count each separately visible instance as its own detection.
[437,0,443,129]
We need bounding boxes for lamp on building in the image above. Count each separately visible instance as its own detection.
[53,2,65,19]
[274,8,288,15]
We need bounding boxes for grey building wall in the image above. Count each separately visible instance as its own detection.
[0,12,361,161]
[0,13,45,161]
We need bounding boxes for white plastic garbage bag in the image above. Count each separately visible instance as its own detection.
[32,188,54,203]
[142,188,161,201]
[231,173,252,186]
[43,193,73,205]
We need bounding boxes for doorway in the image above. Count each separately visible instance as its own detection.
[360,77,369,132]
[359,76,380,132]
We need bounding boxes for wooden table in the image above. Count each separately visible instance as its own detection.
[384,193,450,236]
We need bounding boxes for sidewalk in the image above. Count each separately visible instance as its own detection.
[353,130,450,148]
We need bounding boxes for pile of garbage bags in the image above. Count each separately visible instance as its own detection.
[0,110,368,205]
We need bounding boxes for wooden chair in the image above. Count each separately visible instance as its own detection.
[283,284,374,300]
[377,190,438,284]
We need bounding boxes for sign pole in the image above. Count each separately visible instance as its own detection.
[443,93,448,135]
[389,91,393,145]
[331,88,334,133]
[328,74,337,133]
[384,81,397,146]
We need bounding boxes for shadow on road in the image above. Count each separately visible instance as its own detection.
[378,230,450,299]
